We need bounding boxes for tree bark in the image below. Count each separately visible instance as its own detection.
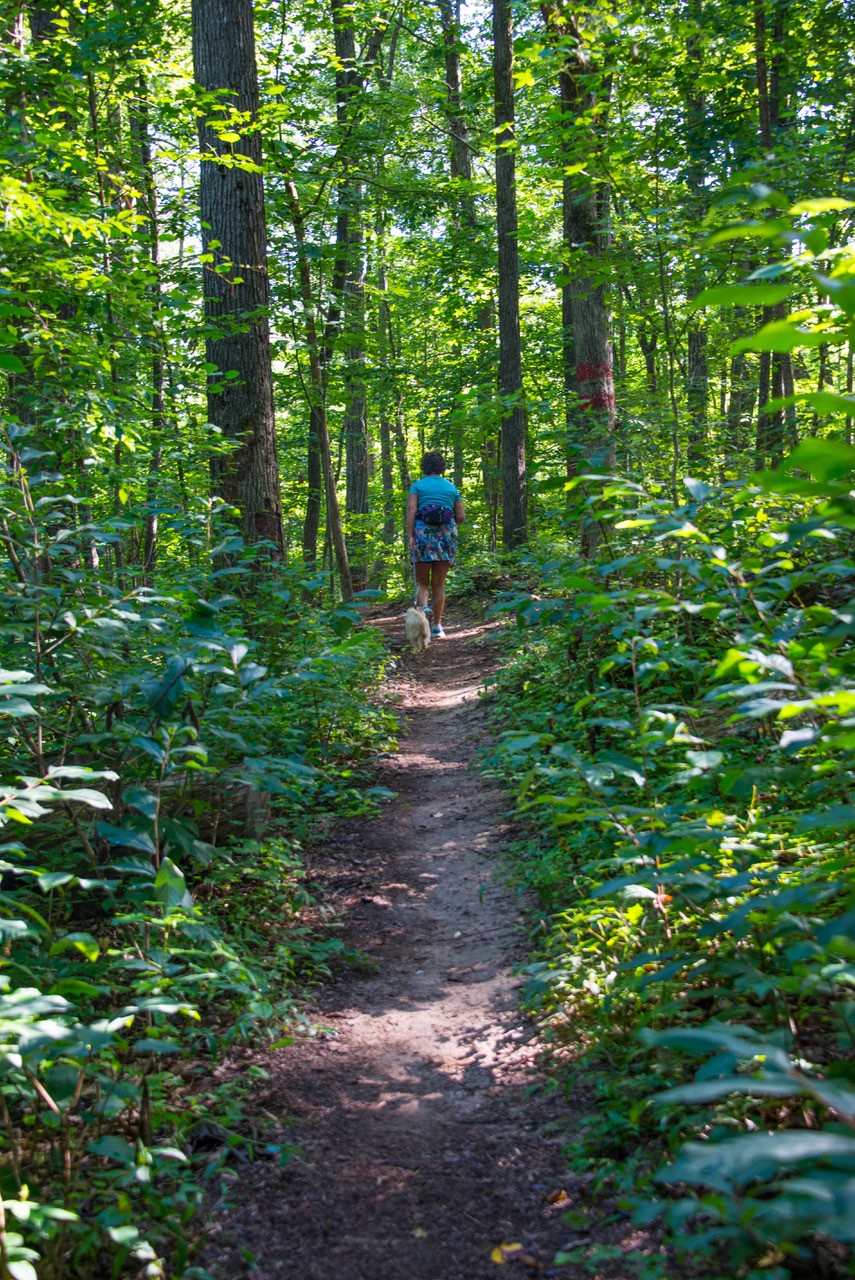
[330,0,371,587]
[384,312,411,550]
[755,328,772,468]
[548,4,615,553]
[130,79,165,584]
[437,0,476,228]
[29,4,61,41]
[639,327,658,395]
[192,0,283,554]
[754,0,773,148]
[376,225,397,550]
[492,0,526,548]
[684,0,708,473]
[726,311,752,459]
[342,187,369,588]
[286,181,353,599]
[302,411,323,568]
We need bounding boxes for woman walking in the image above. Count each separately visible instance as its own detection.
[406,451,465,639]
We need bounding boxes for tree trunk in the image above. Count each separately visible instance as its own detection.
[492,0,526,548]
[452,414,464,490]
[639,327,658,395]
[285,180,353,599]
[475,298,500,550]
[131,79,165,584]
[29,4,61,41]
[726,316,752,459]
[755,344,772,468]
[302,410,323,568]
[330,0,370,588]
[342,185,369,589]
[684,0,708,474]
[192,0,283,554]
[437,0,476,228]
[375,217,396,552]
[754,0,773,148]
[686,327,707,470]
[551,8,615,553]
[384,308,411,503]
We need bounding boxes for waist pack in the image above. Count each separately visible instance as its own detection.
[418,503,454,527]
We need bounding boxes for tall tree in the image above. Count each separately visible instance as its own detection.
[130,78,166,582]
[286,181,354,600]
[192,0,283,553]
[492,0,527,548]
[547,3,615,552]
[683,0,709,473]
[437,0,476,229]
[331,0,369,588]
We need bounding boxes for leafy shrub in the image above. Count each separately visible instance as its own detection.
[485,203,855,1274]
[0,431,394,1277]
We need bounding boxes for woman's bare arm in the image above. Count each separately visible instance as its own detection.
[454,498,465,524]
[406,493,418,545]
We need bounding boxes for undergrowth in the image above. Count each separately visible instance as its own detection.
[485,207,855,1278]
[0,461,395,1278]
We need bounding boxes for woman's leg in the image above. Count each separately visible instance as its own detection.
[430,561,451,625]
[415,561,431,608]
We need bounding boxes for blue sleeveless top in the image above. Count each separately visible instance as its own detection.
[409,475,461,511]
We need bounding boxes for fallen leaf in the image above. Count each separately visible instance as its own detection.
[413,1227,427,1239]
[546,1189,571,1207]
[491,1242,525,1265]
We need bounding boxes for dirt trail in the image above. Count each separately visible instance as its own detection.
[207,609,590,1279]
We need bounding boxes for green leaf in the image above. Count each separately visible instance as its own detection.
[154,857,189,908]
[0,352,26,374]
[96,822,156,854]
[804,391,855,417]
[780,438,855,482]
[133,1038,181,1053]
[88,1135,136,1163]
[8,1261,38,1280]
[654,1075,798,1105]
[795,806,855,833]
[37,871,75,891]
[705,219,791,245]
[789,197,854,215]
[661,1132,855,1192]
[50,932,100,962]
[694,283,793,308]
[731,322,834,355]
[683,477,711,502]
[685,750,723,770]
[123,786,158,819]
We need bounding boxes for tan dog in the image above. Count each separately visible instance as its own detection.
[405,606,431,654]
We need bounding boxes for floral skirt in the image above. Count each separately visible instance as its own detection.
[412,517,458,564]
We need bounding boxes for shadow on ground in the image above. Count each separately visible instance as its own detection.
[202,606,649,1280]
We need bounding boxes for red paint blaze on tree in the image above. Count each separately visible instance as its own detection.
[577,361,615,411]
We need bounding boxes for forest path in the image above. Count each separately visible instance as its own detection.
[207,607,604,1279]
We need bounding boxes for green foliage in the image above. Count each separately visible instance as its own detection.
[0,427,393,1276]
[487,217,855,1274]
[2,0,855,1269]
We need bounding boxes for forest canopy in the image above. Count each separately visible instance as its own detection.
[1,0,855,1274]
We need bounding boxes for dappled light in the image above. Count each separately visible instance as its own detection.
[1,0,853,1275]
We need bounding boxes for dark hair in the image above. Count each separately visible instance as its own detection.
[421,450,446,476]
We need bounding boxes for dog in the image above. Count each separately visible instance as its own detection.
[405,606,431,654]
